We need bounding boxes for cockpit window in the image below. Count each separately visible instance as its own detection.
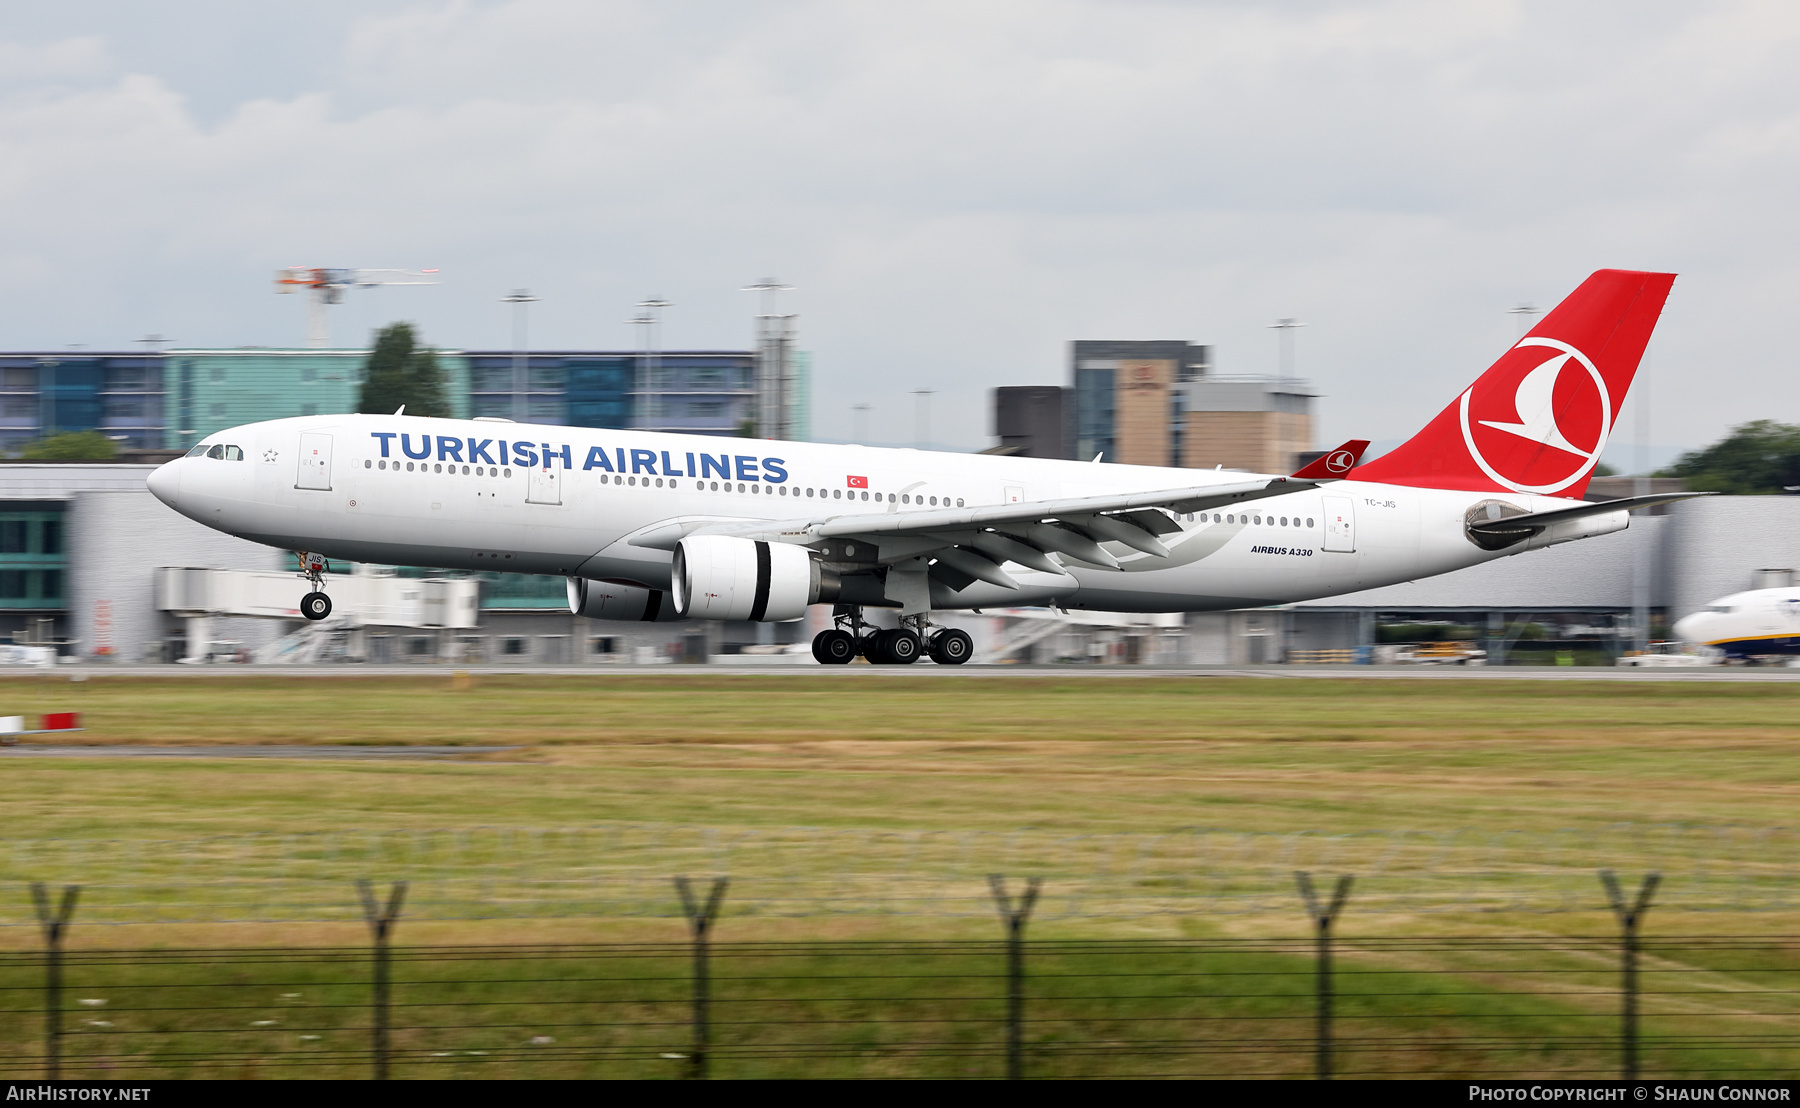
[186,444,210,458]
[1707,605,1734,614]
[223,445,243,461]
[206,444,225,460]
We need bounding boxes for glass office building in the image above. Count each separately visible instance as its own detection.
[461,351,759,434]
[0,347,780,452]
[0,353,168,453]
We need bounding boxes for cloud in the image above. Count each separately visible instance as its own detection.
[0,35,110,87]
[0,1,1797,452]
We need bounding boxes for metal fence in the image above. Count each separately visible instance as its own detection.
[6,874,1799,1080]
[5,823,1800,925]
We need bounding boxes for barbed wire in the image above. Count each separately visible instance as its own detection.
[2,937,1796,1079]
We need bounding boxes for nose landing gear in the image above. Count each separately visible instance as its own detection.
[297,552,333,622]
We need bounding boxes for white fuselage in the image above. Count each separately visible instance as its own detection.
[148,414,1632,613]
[1672,588,1800,657]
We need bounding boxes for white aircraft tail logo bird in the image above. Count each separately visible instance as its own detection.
[1477,350,1586,456]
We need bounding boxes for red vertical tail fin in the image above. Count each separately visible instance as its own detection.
[1352,269,1675,498]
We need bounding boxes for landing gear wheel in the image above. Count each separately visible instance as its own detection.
[301,591,332,621]
[876,627,922,665]
[812,628,857,665]
[928,628,973,666]
[863,631,889,664]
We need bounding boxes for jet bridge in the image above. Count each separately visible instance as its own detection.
[155,567,480,663]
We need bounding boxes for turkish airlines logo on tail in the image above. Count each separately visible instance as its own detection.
[1458,337,1611,495]
[1324,450,1357,474]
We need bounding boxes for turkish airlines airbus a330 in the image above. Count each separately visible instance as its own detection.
[147,269,1699,665]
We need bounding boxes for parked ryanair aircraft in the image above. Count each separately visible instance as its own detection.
[149,269,1699,665]
[1673,589,1800,659]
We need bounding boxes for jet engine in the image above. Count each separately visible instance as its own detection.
[566,577,684,621]
[672,535,835,622]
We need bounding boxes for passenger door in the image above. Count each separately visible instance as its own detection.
[527,461,562,505]
[295,433,332,491]
[1322,495,1355,553]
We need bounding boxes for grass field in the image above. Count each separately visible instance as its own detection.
[8,938,1793,1079]
[1,672,1796,1078]
[5,672,1799,834]
[0,672,1794,936]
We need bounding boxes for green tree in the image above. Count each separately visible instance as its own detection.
[19,431,118,460]
[1659,419,1800,494]
[357,323,449,418]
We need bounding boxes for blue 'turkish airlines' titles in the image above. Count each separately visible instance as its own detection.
[368,432,788,482]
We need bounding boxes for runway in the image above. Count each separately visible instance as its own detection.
[3,663,1795,681]
[0,744,516,759]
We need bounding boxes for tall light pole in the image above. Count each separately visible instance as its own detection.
[628,298,671,431]
[742,279,795,439]
[501,290,539,422]
[37,358,58,439]
[913,389,934,449]
[1269,318,1307,378]
[132,336,167,451]
[1633,344,1653,654]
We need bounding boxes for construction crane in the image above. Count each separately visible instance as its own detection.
[274,267,441,348]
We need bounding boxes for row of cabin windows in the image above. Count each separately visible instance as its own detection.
[592,473,965,506]
[370,460,514,477]
[1179,512,1315,528]
[356,460,1323,526]
[365,459,968,507]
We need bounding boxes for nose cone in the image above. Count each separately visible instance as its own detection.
[146,459,180,508]
[1671,612,1704,644]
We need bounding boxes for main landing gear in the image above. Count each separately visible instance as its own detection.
[810,607,972,666]
[297,552,333,622]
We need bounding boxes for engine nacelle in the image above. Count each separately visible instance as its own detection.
[672,535,831,622]
[566,577,683,622]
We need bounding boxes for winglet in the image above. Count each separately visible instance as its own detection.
[1291,440,1370,480]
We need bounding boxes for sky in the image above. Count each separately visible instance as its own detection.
[0,1,1797,462]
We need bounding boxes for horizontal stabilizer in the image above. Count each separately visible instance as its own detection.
[1466,491,1714,549]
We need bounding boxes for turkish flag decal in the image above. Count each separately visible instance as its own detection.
[847,475,868,488]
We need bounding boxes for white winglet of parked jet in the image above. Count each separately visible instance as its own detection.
[148,269,1707,665]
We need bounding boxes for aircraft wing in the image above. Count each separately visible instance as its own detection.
[632,475,1314,587]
